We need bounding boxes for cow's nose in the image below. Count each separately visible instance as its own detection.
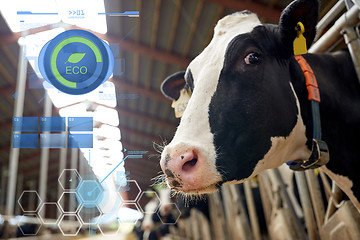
[180,150,198,172]
[160,150,199,186]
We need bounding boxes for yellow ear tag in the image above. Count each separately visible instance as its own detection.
[293,22,307,55]
[171,89,191,118]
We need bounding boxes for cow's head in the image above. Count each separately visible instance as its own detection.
[160,0,319,194]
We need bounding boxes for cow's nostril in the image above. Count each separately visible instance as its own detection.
[182,158,198,171]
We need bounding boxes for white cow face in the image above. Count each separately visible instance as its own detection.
[160,0,319,195]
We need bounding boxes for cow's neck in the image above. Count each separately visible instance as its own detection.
[290,50,360,199]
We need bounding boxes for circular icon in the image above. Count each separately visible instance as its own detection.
[76,180,104,208]
[39,30,114,95]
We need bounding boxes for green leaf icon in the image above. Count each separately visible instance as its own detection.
[65,53,86,64]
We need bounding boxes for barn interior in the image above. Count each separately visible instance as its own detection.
[0,0,360,239]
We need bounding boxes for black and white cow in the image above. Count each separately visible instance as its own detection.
[160,0,360,211]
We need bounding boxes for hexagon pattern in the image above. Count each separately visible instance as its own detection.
[118,203,141,224]
[87,224,99,236]
[76,180,104,208]
[137,191,161,213]
[16,171,152,236]
[58,169,82,191]
[58,192,81,213]
[18,213,42,236]
[58,214,82,236]
[38,202,62,224]
[118,180,141,202]
[98,215,121,237]
[157,203,181,225]
[78,205,103,225]
[18,190,42,212]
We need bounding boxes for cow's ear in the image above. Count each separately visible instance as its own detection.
[160,71,186,100]
[279,0,319,53]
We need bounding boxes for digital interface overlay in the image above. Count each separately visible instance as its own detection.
[0,1,182,237]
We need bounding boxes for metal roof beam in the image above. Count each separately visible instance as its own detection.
[0,24,191,68]
[99,32,190,68]
[118,107,177,130]
[121,126,163,143]
[110,78,168,103]
[0,77,170,105]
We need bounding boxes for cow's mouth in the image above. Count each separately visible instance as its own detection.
[166,176,222,195]
[178,182,222,195]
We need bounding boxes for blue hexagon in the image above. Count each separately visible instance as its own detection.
[76,180,104,208]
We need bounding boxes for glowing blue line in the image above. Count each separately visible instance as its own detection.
[127,155,143,158]
[38,94,46,103]
[17,11,58,15]
[98,11,139,16]
[89,156,128,194]
[100,155,128,184]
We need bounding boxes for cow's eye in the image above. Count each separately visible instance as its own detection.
[244,53,260,65]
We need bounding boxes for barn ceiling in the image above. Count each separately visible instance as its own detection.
[0,0,339,205]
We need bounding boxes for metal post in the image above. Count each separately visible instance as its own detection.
[268,169,307,239]
[315,0,345,41]
[6,41,28,216]
[0,168,8,212]
[257,173,272,226]
[305,170,326,239]
[342,26,360,82]
[244,180,262,240]
[79,151,85,177]
[295,172,317,240]
[69,148,78,217]
[309,5,360,53]
[38,93,52,218]
[28,181,36,212]
[230,184,253,238]
[221,185,252,239]
[208,193,228,240]
[57,148,67,218]
[15,174,23,215]
[324,182,343,222]
[70,149,78,171]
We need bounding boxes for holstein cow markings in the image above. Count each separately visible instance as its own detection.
[160,0,360,211]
